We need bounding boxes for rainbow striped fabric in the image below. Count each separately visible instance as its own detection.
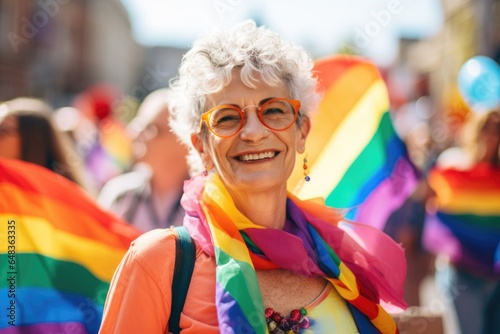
[424,163,500,275]
[184,173,406,333]
[288,55,417,230]
[0,158,140,333]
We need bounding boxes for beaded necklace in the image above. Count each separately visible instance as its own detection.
[265,307,310,334]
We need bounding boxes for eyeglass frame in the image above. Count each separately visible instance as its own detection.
[198,97,301,138]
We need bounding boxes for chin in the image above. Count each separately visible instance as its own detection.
[233,172,287,192]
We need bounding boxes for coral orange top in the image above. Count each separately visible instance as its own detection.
[99,228,219,334]
[99,228,360,333]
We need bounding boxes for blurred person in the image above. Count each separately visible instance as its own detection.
[425,109,500,334]
[384,179,434,308]
[98,89,189,231]
[386,108,436,307]
[384,118,435,306]
[72,84,132,192]
[0,97,85,187]
[462,109,500,166]
[99,21,406,333]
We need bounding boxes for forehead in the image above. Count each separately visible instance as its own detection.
[208,74,289,107]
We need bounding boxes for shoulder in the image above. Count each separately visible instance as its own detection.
[127,227,202,276]
[128,228,178,270]
[100,228,178,332]
[108,228,180,306]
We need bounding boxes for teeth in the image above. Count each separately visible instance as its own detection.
[240,151,276,161]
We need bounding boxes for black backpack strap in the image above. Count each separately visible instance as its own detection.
[169,226,196,334]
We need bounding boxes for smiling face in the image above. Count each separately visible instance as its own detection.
[192,73,310,196]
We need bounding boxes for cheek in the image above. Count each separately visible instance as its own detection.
[210,145,226,169]
[207,137,233,171]
[289,131,303,153]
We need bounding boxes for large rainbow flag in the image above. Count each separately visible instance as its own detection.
[424,163,500,276]
[0,158,141,333]
[288,55,418,229]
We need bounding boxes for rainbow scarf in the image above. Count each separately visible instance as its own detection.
[0,159,141,333]
[288,56,418,230]
[182,174,407,333]
[424,163,500,276]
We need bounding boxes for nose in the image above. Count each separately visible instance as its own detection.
[239,108,269,141]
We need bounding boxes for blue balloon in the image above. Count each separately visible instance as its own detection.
[458,55,500,112]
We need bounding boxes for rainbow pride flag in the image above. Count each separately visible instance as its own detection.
[424,163,500,276]
[0,158,141,333]
[288,55,418,229]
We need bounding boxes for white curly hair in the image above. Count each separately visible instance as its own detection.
[169,20,319,175]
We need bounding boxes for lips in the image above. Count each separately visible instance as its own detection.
[237,151,277,162]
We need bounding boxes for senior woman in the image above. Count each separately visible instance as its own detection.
[99,21,406,334]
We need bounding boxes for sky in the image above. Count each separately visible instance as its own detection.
[120,0,444,67]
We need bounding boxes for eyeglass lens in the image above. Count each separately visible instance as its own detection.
[208,99,296,137]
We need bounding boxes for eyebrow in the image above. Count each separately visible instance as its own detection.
[225,97,276,108]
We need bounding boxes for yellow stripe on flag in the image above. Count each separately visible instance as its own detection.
[0,214,126,282]
[296,80,389,200]
[430,172,500,215]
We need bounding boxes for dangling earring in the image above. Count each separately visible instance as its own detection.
[303,155,310,182]
[202,159,210,177]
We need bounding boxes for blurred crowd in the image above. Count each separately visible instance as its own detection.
[1,58,500,334]
[2,1,500,332]
[0,85,189,232]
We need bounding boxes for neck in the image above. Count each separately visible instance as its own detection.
[227,186,288,229]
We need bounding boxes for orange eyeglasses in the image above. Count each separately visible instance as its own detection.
[199,97,301,138]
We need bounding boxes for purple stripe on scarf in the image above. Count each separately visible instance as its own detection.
[284,199,317,259]
[243,200,325,276]
[215,282,257,334]
[244,227,322,275]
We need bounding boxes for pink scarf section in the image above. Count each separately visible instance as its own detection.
[181,175,407,313]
